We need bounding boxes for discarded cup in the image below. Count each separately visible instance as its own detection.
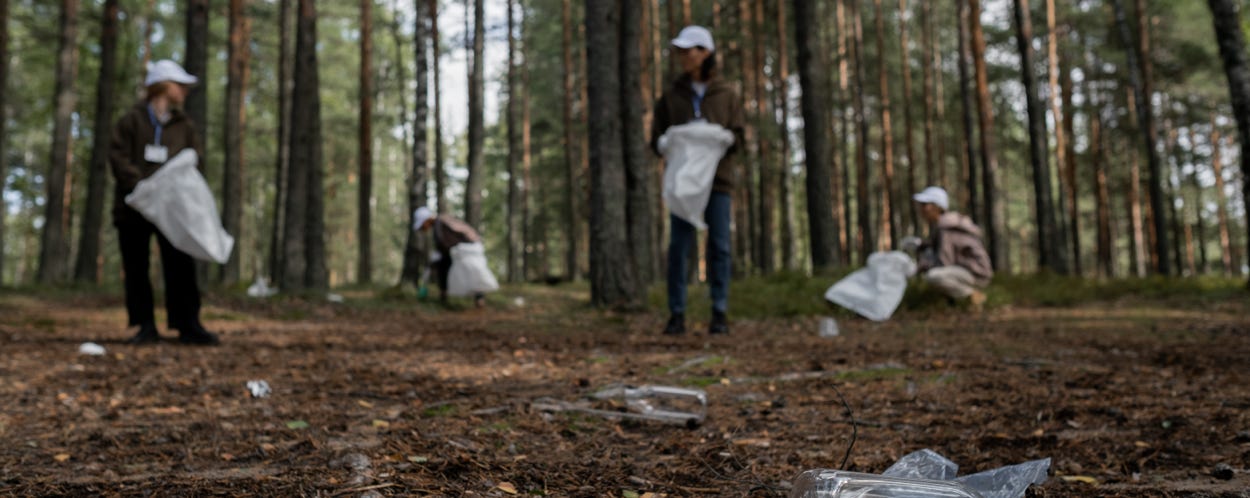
[791,470,983,498]
[246,380,272,398]
[78,342,106,356]
[819,317,840,338]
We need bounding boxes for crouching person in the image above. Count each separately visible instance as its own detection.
[911,186,992,309]
[412,207,490,308]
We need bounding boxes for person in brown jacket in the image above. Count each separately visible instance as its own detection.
[109,60,218,345]
[651,25,745,336]
[412,207,486,307]
[912,186,992,309]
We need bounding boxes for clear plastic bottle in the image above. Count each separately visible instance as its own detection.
[591,385,708,427]
[790,470,985,498]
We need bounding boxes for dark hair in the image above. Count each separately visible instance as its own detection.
[145,81,177,101]
[700,51,717,80]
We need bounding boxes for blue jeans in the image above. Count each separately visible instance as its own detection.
[668,191,731,315]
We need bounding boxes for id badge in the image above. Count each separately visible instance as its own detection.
[144,145,169,163]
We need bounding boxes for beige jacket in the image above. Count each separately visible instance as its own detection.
[920,212,993,285]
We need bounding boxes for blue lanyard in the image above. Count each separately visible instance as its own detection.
[146,105,164,146]
[692,91,705,120]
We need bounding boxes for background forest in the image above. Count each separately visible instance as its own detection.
[2,0,1248,301]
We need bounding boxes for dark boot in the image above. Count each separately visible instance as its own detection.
[126,322,161,345]
[177,322,220,346]
[663,313,686,336]
[709,311,729,335]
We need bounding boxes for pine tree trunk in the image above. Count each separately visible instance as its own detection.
[401,0,431,287]
[921,0,935,188]
[955,0,979,224]
[506,0,521,283]
[355,0,373,284]
[1090,92,1114,277]
[269,0,292,284]
[898,0,918,235]
[464,0,485,227]
[969,0,1006,272]
[74,0,118,283]
[850,0,872,264]
[222,0,251,286]
[1210,132,1234,276]
[561,0,580,281]
[776,0,795,271]
[1126,124,1146,277]
[621,0,653,284]
[1165,126,1185,274]
[1188,126,1208,272]
[521,5,532,280]
[1112,0,1169,275]
[836,0,852,263]
[794,0,839,270]
[1012,0,1065,273]
[874,0,895,251]
[283,0,326,291]
[1206,0,1250,280]
[0,0,8,283]
[585,1,637,307]
[431,0,446,215]
[1060,49,1081,275]
[753,0,774,274]
[1047,0,1077,272]
[38,0,79,284]
[185,0,208,151]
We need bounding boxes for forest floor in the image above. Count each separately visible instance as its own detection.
[0,282,1248,497]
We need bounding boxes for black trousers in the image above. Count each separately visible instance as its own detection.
[117,220,201,330]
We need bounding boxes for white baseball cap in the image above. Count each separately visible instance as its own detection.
[144,59,198,87]
[412,206,434,230]
[671,25,715,52]
[912,186,949,211]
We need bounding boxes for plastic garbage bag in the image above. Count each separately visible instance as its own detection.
[954,458,1051,498]
[447,242,499,297]
[659,122,735,230]
[247,277,278,297]
[124,149,234,264]
[824,251,917,321]
[533,384,708,428]
[883,449,960,481]
[791,470,984,498]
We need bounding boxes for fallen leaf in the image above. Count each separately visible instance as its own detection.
[1031,428,1044,437]
[151,406,185,415]
[497,482,518,494]
[372,419,390,428]
[220,453,234,461]
[407,455,428,463]
[286,420,309,429]
[261,443,277,452]
[357,400,374,409]
[1060,475,1099,485]
[622,491,640,498]
[53,454,71,463]
[731,438,771,447]
[1134,441,1150,448]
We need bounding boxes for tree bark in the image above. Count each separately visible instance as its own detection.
[464,0,485,227]
[269,0,292,284]
[1111,0,1169,275]
[401,0,431,287]
[184,0,208,153]
[1060,45,1080,275]
[38,0,79,284]
[898,0,918,235]
[506,0,521,282]
[74,0,118,283]
[957,0,978,219]
[776,0,795,271]
[561,0,580,281]
[584,1,637,307]
[521,6,533,280]
[1012,0,1065,273]
[850,0,872,264]
[1090,90,1114,277]
[753,0,774,274]
[222,0,251,286]
[1210,131,1234,276]
[794,0,839,270]
[921,0,935,187]
[621,0,653,284]
[1187,125,1208,273]
[836,0,852,263]
[1206,0,1250,282]
[356,0,374,284]
[283,0,326,291]
[874,0,896,251]
[969,0,1006,271]
[0,0,8,283]
[431,0,446,215]
[1047,0,1077,272]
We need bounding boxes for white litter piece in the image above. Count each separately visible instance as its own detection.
[246,380,271,398]
[247,277,278,297]
[78,342,106,356]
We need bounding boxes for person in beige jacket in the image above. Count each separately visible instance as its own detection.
[912,187,992,308]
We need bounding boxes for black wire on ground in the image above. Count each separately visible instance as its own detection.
[830,381,857,470]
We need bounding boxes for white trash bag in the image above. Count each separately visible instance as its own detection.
[124,149,234,264]
[660,122,735,230]
[824,251,917,322]
[447,242,500,297]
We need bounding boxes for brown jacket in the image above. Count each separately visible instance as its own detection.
[920,212,993,285]
[109,102,203,226]
[432,214,481,255]
[650,74,745,193]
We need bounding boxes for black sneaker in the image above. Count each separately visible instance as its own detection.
[663,314,686,335]
[126,322,161,345]
[177,323,220,346]
[709,311,729,335]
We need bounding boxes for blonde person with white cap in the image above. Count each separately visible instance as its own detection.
[652,25,745,336]
[911,186,992,309]
[108,59,218,345]
[412,207,487,308]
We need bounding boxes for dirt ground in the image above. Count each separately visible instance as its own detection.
[1,286,1248,497]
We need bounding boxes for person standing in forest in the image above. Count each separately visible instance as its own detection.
[651,26,745,336]
[412,207,488,308]
[109,60,219,345]
[910,186,992,309]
